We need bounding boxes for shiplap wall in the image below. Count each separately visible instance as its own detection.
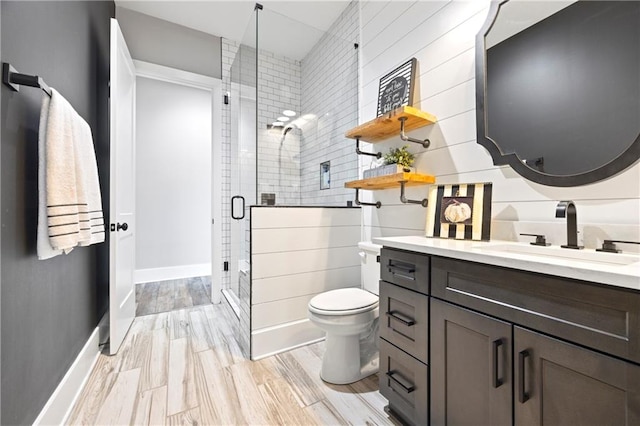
[359,0,640,246]
[250,207,361,359]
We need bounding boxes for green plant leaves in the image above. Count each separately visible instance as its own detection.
[383,145,415,167]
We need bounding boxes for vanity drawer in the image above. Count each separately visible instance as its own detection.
[379,338,429,426]
[379,281,429,363]
[431,256,640,364]
[380,248,429,294]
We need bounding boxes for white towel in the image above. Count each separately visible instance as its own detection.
[71,105,105,247]
[39,88,105,256]
[37,93,64,259]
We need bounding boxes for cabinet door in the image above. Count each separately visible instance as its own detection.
[515,326,640,426]
[431,299,512,426]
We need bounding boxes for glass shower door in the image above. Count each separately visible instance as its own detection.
[226,12,257,326]
[229,80,256,308]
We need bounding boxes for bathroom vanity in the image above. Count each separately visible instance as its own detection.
[374,236,640,426]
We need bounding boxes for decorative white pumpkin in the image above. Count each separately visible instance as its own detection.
[444,201,472,223]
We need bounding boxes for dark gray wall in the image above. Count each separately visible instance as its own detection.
[116,6,222,79]
[0,2,114,424]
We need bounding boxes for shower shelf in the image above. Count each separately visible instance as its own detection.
[345,173,435,208]
[346,106,437,155]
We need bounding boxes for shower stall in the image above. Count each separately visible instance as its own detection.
[223,3,360,357]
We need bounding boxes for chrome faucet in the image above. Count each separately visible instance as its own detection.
[555,201,583,249]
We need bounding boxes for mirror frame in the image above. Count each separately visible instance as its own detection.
[476,0,640,187]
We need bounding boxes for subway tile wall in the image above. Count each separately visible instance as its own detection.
[300,1,359,206]
[257,50,302,206]
[255,0,360,207]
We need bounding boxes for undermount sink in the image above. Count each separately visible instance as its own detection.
[477,243,640,266]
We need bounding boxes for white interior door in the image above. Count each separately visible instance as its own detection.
[109,18,136,355]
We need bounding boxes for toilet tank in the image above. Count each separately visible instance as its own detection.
[359,241,382,295]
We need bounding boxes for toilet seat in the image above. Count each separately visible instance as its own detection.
[309,288,378,316]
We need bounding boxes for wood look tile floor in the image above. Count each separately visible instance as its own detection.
[68,302,396,425]
[136,276,212,317]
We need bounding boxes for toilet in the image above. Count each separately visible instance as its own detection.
[308,241,382,384]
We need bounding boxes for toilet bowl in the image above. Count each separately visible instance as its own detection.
[308,242,382,385]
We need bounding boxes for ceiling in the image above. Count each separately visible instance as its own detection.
[115,1,352,60]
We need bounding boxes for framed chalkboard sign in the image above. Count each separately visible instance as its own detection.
[376,58,417,116]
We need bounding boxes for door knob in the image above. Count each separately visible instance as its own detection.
[117,222,128,232]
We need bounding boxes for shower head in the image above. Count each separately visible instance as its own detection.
[282,123,298,136]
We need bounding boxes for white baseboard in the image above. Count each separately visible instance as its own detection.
[251,319,325,360]
[252,336,326,361]
[134,263,211,284]
[33,327,101,426]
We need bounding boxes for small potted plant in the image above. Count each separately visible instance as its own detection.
[364,145,416,178]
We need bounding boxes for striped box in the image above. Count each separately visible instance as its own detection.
[425,183,493,241]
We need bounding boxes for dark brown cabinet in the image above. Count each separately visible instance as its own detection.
[430,299,512,426]
[514,326,640,426]
[378,248,430,426]
[378,249,640,426]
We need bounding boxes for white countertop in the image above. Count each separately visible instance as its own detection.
[372,236,640,291]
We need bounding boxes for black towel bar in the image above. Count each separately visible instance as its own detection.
[2,62,52,97]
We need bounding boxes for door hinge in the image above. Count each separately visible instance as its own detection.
[223,261,229,271]
[212,218,215,224]
[224,92,229,105]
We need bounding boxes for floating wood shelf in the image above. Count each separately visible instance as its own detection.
[345,107,438,208]
[345,173,435,208]
[345,172,435,190]
[345,106,437,144]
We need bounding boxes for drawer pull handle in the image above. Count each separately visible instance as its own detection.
[387,262,416,281]
[492,338,503,388]
[518,350,530,403]
[386,371,415,394]
[388,263,415,274]
[385,311,416,327]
